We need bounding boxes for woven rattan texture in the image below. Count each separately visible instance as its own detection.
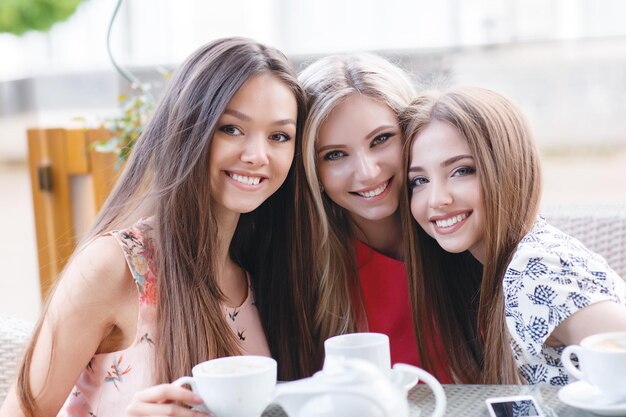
[0,316,33,403]
[541,203,626,279]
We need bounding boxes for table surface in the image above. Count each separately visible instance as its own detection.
[262,384,604,416]
[407,384,597,416]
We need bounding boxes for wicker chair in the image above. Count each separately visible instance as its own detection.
[0,316,33,404]
[541,203,626,279]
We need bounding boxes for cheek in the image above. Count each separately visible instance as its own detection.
[317,161,343,191]
[409,194,421,222]
[275,147,295,177]
[410,192,429,227]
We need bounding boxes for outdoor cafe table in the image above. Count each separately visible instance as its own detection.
[262,384,605,416]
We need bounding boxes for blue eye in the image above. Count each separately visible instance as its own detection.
[220,125,243,136]
[371,133,393,146]
[270,132,291,143]
[324,150,345,161]
[453,166,475,177]
[408,176,428,190]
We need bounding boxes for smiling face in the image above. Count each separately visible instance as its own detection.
[316,94,403,224]
[408,119,486,263]
[209,73,297,216]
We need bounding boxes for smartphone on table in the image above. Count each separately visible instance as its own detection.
[485,395,545,417]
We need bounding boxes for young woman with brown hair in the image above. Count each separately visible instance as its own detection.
[402,86,626,384]
[298,53,451,382]
[0,37,317,417]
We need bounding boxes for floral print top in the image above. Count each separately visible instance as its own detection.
[504,217,626,385]
[58,218,270,417]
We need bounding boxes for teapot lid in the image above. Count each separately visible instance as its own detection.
[318,356,387,386]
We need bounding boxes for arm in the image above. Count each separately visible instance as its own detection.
[549,300,626,346]
[0,236,135,417]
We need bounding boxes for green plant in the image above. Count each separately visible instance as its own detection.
[0,0,86,35]
[93,70,170,169]
[94,82,154,169]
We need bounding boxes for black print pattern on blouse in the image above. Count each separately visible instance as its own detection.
[503,217,626,385]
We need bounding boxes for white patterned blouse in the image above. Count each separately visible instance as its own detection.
[503,217,626,385]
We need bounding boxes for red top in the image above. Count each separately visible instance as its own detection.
[355,240,452,383]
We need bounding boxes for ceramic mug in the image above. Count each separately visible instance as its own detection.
[173,355,277,417]
[562,331,626,403]
[324,332,391,373]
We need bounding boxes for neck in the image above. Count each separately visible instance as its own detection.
[351,211,403,260]
[214,205,247,307]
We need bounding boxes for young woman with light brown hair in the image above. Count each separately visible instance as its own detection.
[401,86,626,384]
[0,37,318,417]
[298,53,451,382]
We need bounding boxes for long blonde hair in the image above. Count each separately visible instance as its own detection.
[298,53,415,346]
[400,87,542,383]
[18,37,318,416]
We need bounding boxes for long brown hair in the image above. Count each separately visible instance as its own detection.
[18,37,317,416]
[400,87,542,383]
[298,53,416,347]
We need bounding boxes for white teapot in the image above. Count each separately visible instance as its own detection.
[273,357,446,417]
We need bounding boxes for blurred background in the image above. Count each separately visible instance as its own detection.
[1,0,626,321]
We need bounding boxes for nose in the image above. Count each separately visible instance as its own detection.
[240,134,269,166]
[429,180,453,208]
[354,152,381,182]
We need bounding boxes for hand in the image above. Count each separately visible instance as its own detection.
[126,384,210,416]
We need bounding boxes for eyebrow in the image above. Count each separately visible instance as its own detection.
[316,124,398,155]
[223,109,296,126]
[408,154,474,173]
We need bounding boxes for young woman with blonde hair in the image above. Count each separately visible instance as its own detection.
[402,86,626,384]
[1,37,317,417]
[299,53,451,382]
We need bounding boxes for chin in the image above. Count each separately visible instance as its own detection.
[438,242,470,255]
[358,207,398,222]
[224,200,265,214]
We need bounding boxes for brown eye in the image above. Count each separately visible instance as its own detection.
[220,125,243,136]
[270,132,291,142]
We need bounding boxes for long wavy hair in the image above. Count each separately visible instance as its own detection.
[298,53,415,349]
[18,37,318,416]
[400,87,542,383]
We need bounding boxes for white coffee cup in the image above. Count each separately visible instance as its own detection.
[324,332,391,372]
[173,355,277,417]
[562,331,626,403]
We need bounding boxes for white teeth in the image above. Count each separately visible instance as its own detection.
[357,180,389,198]
[229,173,262,186]
[435,213,468,228]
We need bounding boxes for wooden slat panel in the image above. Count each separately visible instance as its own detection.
[64,129,89,175]
[46,129,76,299]
[26,128,52,299]
[27,127,123,300]
[86,128,119,211]
[26,128,76,299]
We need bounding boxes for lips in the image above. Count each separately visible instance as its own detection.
[351,178,392,199]
[430,210,472,235]
[435,212,467,228]
[225,171,267,187]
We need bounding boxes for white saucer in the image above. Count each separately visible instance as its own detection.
[558,381,626,416]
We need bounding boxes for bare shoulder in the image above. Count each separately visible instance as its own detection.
[50,235,134,321]
[20,236,137,414]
